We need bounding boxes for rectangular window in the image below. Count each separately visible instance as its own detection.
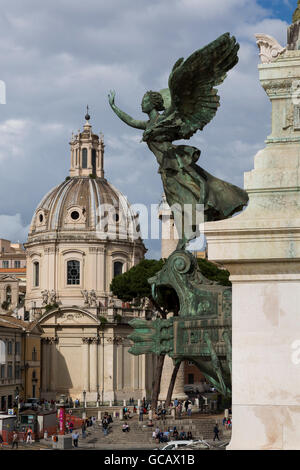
[2,261,9,269]
[82,148,87,168]
[7,342,12,355]
[67,260,80,285]
[15,342,20,355]
[188,373,194,384]
[0,364,5,378]
[32,349,37,361]
[15,363,21,379]
[7,363,12,378]
[14,261,20,268]
[33,262,39,287]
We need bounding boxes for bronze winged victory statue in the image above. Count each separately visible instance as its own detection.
[108,33,248,249]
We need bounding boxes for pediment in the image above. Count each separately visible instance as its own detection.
[0,275,19,282]
[38,307,100,326]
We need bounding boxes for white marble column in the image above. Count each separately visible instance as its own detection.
[50,338,57,392]
[117,344,123,390]
[41,339,48,393]
[82,338,90,392]
[90,338,98,393]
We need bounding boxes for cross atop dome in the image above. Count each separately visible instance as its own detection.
[69,111,104,179]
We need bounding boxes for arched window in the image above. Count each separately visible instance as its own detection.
[82,148,87,169]
[67,260,80,285]
[32,348,37,361]
[0,340,6,364]
[6,286,11,304]
[113,261,123,278]
[33,262,39,287]
[92,149,97,176]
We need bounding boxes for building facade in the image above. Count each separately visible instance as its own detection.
[0,315,41,411]
[24,114,156,402]
[0,240,26,314]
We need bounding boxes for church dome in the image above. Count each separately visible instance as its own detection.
[28,114,141,244]
[29,176,141,242]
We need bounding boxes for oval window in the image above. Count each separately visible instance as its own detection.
[39,214,44,223]
[71,211,80,221]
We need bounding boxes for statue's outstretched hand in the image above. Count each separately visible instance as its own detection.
[108,90,116,107]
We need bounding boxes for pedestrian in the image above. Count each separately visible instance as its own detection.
[176,402,182,419]
[81,421,86,438]
[187,403,192,417]
[139,405,144,422]
[102,416,109,436]
[161,407,167,422]
[72,430,79,448]
[12,431,18,449]
[213,424,220,441]
[173,428,179,440]
[69,421,74,433]
[184,400,189,414]
[122,422,130,432]
[187,431,193,440]
[26,427,33,444]
[0,433,3,448]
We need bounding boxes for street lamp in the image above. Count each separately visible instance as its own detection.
[83,390,86,419]
[14,387,20,428]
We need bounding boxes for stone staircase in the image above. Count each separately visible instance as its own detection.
[78,415,225,449]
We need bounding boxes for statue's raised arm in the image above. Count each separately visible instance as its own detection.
[108,90,147,130]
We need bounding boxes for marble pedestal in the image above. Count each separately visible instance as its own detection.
[159,356,187,401]
[205,47,300,450]
[52,434,73,450]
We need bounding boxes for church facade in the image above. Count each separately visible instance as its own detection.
[24,113,156,402]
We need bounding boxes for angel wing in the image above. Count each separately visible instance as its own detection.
[164,33,239,139]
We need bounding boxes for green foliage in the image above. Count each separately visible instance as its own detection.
[197,258,231,286]
[99,316,108,326]
[65,176,71,181]
[89,174,96,179]
[114,314,122,323]
[45,303,59,312]
[110,259,165,302]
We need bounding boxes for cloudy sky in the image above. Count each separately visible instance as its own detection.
[0,0,295,258]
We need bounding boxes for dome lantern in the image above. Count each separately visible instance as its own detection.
[69,109,104,178]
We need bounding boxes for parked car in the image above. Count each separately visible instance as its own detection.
[158,439,210,451]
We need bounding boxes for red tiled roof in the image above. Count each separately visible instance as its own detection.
[0,268,26,273]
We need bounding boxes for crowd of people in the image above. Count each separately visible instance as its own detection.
[222,416,232,430]
[152,426,194,443]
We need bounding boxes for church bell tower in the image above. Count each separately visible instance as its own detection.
[69,107,105,178]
